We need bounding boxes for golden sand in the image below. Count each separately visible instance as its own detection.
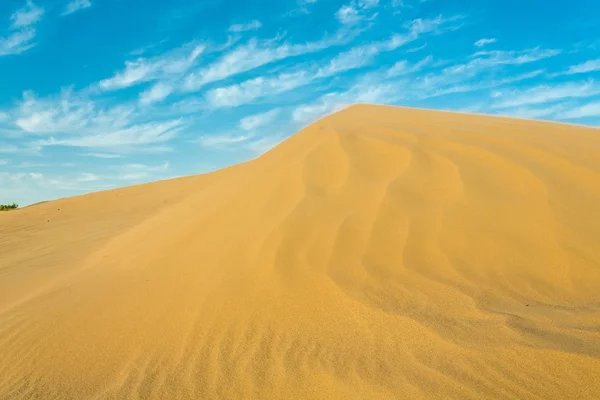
[1,105,599,399]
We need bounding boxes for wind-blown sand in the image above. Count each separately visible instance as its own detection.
[1,105,600,399]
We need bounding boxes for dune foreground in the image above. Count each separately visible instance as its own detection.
[1,105,600,399]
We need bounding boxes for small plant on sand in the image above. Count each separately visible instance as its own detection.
[0,203,18,211]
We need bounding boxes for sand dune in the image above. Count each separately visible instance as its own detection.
[1,105,600,399]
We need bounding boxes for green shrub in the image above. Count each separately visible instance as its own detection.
[0,203,18,211]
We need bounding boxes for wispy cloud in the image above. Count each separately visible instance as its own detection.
[197,134,253,148]
[558,101,600,119]
[99,43,205,91]
[202,16,458,109]
[1,1,43,56]
[493,80,600,109]
[120,161,169,177]
[205,71,310,108]
[315,44,380,77]
[229,20,262,33]
[448,48,561,77]
[239,109,280,130]
[385,15,463,49]
[497,104,566,120]
[336,0,379,25]
[14,90,133,134]
[406,43,427,53]
[62,0,92,16]
[139,82,174,105]
[421,69,544,98]
[77,172,98,182]
[0,29,37,56]
[182,32,352,92]
[474,38,496,47]
[386,55,432,77]
[81,153,122,159]
[558,58,600,76]
[36,120,184,149]
[406,47,560,98]
[10,1,44,29]
[8,90,184,152]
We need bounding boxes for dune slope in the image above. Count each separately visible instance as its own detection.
[1,105,600,399]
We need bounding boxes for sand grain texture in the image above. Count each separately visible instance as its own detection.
[1,105,600,399]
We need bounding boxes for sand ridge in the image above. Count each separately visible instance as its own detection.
[1,105,599,399]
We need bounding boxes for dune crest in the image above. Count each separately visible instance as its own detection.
[1,105,600,399]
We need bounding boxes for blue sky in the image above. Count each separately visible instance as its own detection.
[0,0,598,205]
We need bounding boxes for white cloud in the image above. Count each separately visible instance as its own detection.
[197,134,253,148]
[229,20,262,33]
[558,101,600,119]
[316,45,380,77]
[561,58,600,76]
[387,55,432,77]
[119,162,170,181]
[14,90,134,134]
[122,162,169,172]
[205,71,310,107]
[0,29,36,56]
[0,160,8,166]
[498,104,565,120]
[406,43,427,53]
[385,15,461,49]
[336,0,379,25]
[62,0,92,16]
[36,119,184,149]
[183,31,352,92]
[11,1,44,29]
[474,47,561,65]
[422,69,544,98]
[445,48,561,78]
[12,90,184,151]
[99,43,205,91]
[0,1,45,56]
[201,20,454,109]
[493,80,600,109]
[139,82,174,105]
[17,162,50,168]
[77,172,98,182]
[81,153,122,159]
[406,47,559,99]
[474,38,496,48]
[240,109,280,130]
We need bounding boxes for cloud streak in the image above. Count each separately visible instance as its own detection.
[62,0,92,16]
[229,20,262,33]
[493,80,600,109]
[1,1,44,56]
[11,1,44,29]
[474,38,496,47]
[182,31,353,92]
[99,43,205,91]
